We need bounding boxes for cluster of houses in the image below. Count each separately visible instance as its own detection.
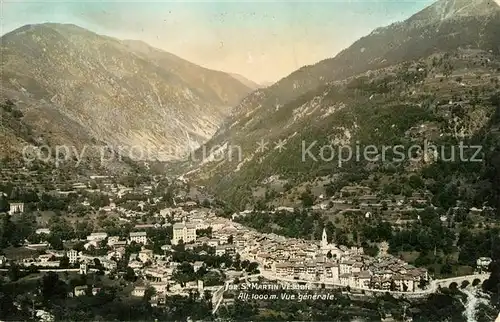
[172,220,197,245]
[244,183,498,233]
[5,202,433,295]
[1,167,495,301]
[154,209,432,293]
[18,230,155,271]
[232,226,428,292]
[8,202,24,215]
[261,229,428,292]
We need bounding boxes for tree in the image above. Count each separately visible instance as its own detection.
[0,197,9,213]
[196,227,212,238]
[491,90,500,106]
[3,99,14,110]
[196,265,208,279]
[201,199,211,208]
[143,286,156,302]
[11,109,23,118]
[0,278,17,319]
[443,61,454,78]
[59,256,70,269]
[124,267,136,282]
[8,263,20,282]
[441,262,453,276]
[300,191,314,208]
[73,242,85,253]
[419,277,429,289]
[246,262,259,274]
[47,234,63,250]
[0,214,21,247]
[203,271,224,286]
[173,262,195,286]
[75,221,94,240]
[408,175,424,189]
[39,272,68,301]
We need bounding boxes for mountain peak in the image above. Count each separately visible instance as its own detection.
[1,23,103,45]
[409,0,500,24]
[8,22,87,35]
[0,23,254,161]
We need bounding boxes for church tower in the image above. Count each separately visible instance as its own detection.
[321,228,328,249]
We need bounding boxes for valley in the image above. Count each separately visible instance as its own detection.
[2,0,500,321]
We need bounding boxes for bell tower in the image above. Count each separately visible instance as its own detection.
[321,228,328,249]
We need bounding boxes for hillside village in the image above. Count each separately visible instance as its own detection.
[0,161,495,308]
[1,0,500,320]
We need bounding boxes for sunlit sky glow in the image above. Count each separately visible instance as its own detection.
[2,0,436,83]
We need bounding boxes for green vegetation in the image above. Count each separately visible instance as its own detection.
[0,270,213,321]
[199,51,500,214]
[217,288,473,321]
[236,209,332,241]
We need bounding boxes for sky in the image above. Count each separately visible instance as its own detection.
[2,0,436,84]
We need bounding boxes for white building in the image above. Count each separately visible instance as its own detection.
[215,245,226,256]
[87,232,108,242]
[207,239,219,247]
[321,228,342,258]
[74,286,87,297]
[67,249,79,264]
[193,261,204,272]
[84,240,99,250]
[9,202,24,215]
[80,263,88,275]
[36,310,55,322]
[477,257,492,272]
[36,228,51,235]
[107,236,120,247]
[129,231,148,245]
[160,208,176,217]
[132,285,146,297]
[171,220,197,245]
[138,249,153,263]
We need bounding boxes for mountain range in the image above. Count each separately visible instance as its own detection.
[0,23,253,162]
[183,0,500,209]
[1,0,500,210]
[228,73,263,90]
